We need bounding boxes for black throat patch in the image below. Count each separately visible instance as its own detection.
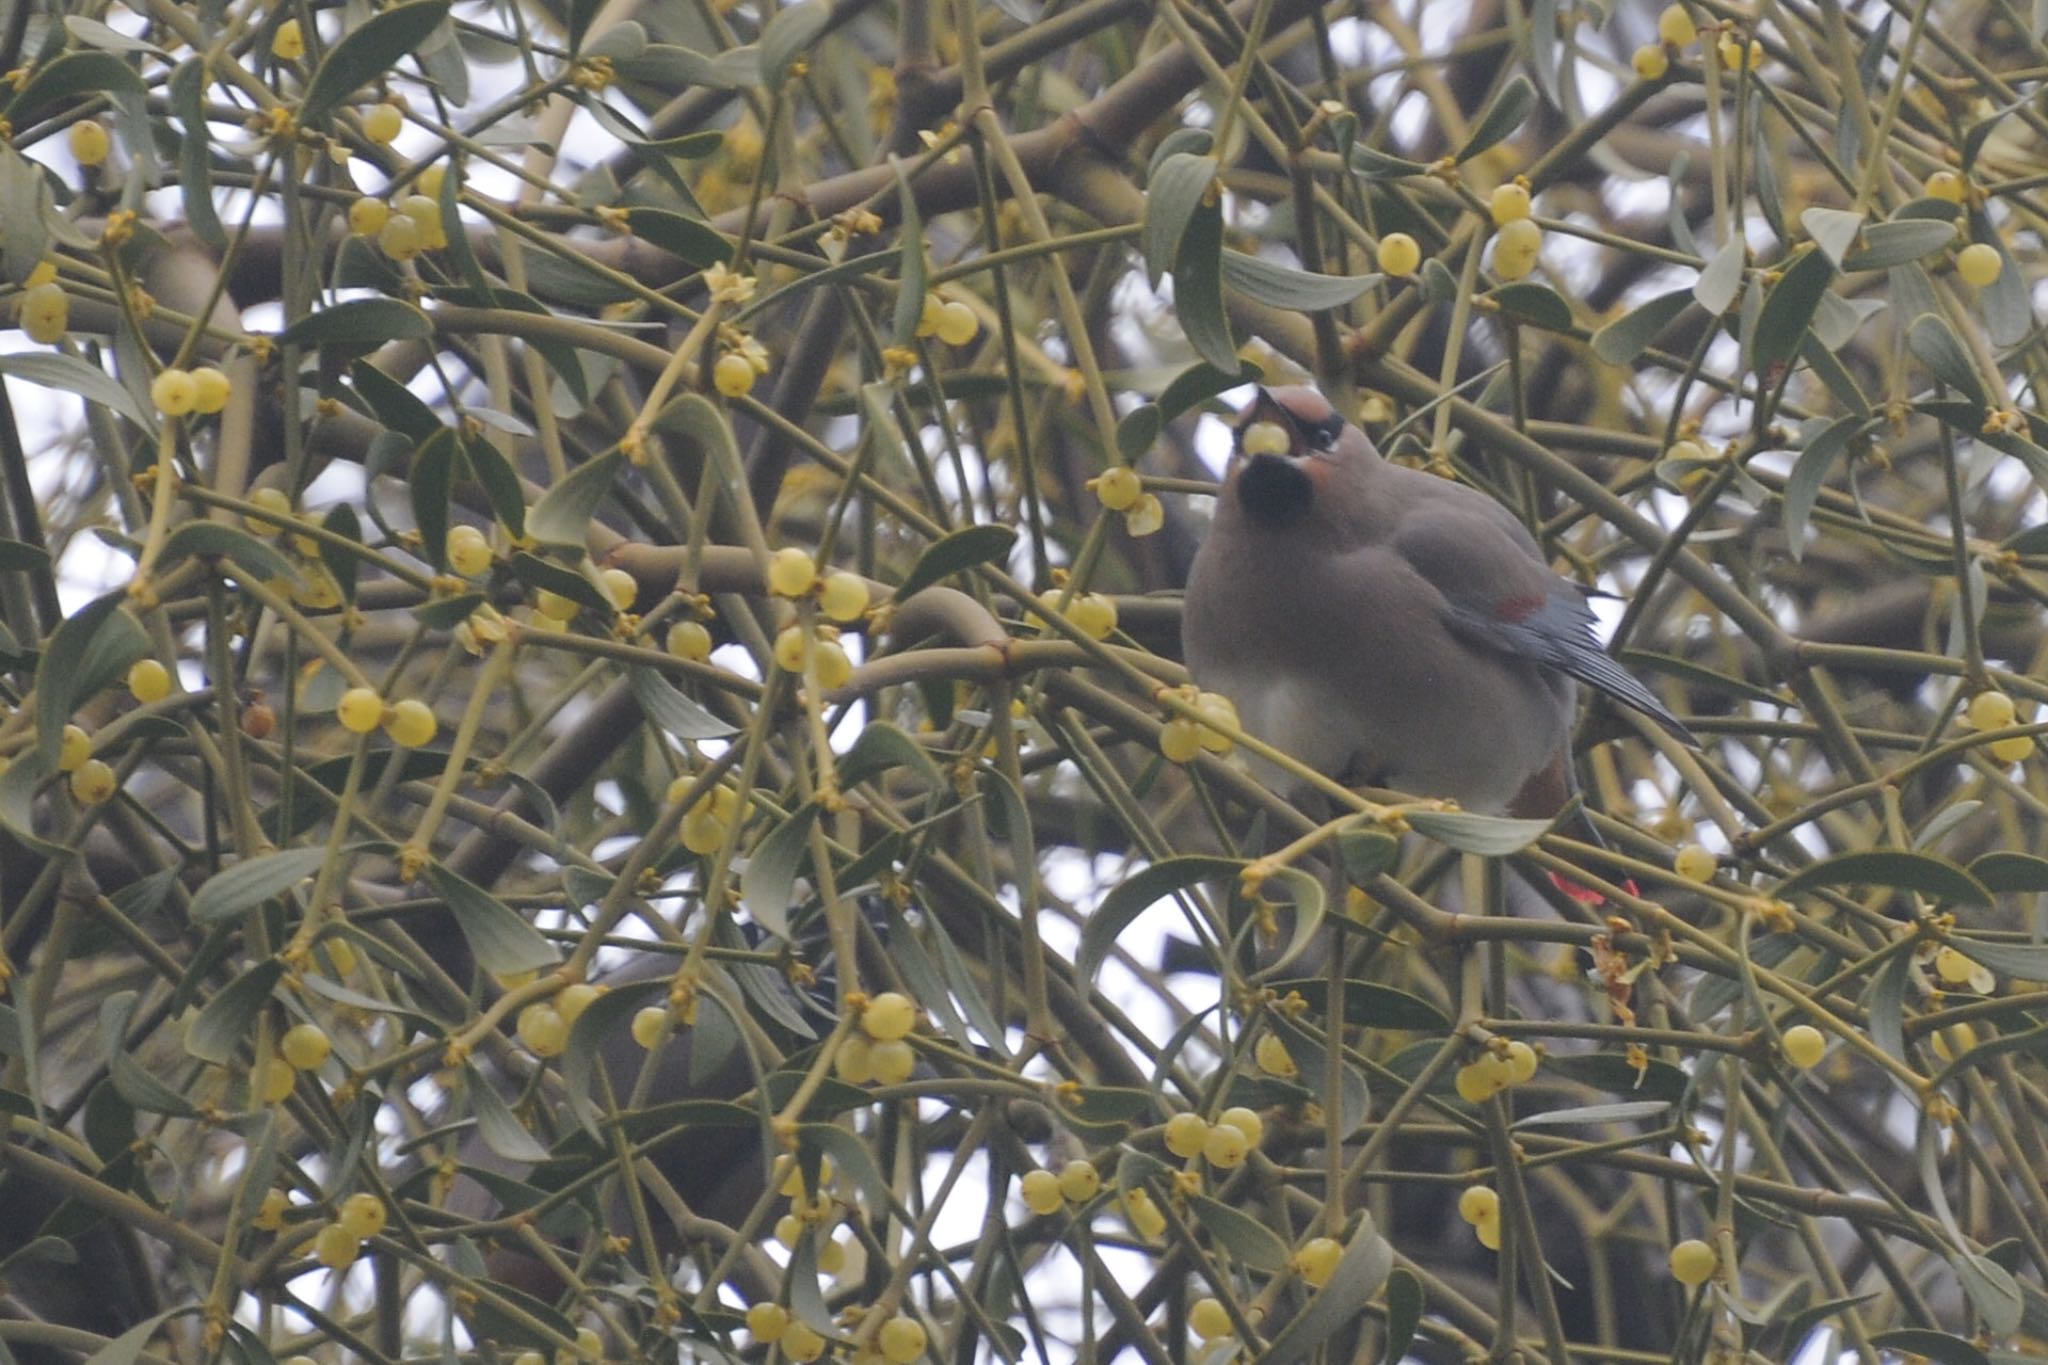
[1237,453,1314,526]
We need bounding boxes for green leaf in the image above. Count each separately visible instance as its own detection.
[798,1123,893,1218]
[1907,313,1988,408]
[1799,207,1864,265]
[627,667,739,741]
[895,522,1015,601]
[99,992,197,1117]
[189,847,331,924]
[1157,359,1258,422]
[1115,405,1161,461]
[1259,978,1449,1031]
[1694,238,1746,316]
[157,521,298,584]
[1174,197,1237,372]
[424,866,559,976]
[840,721,944,789]
[1220,250,1378,310]
[0,539,47,572]
[186,958,285,1065]
[1752,245,1836,376]
[621,208,731,268]
[1456,75,1535,163]
[301,0,452,123]
[1511,1099,1670,1128]
[1406,809,1551,855]
[1253,865,1327,982]
[1592,289,1691,366]
[1781,415,1868,561]
[1867,1330,1990,1365]
[350,362,441,439]
[740,802,820,939]
[1142,153,1218,287]
[1487,281,1573,330]
[1971,851,2048,894]
[466,1063,552,1161]
[460,430,528,539]
[1952,938,2048,984]
[889,165,929,348]
[1187,1193,1290,1272]
[411,427,455,571]
[1147,127,1213,182]
[1839,219,1957,272]
[1541,1052,1688,1102]
[1266,1011,1369,1135]
[35,590,145,765]
[320,503,361,604]
[280,297,432,350]
[1348,144,1428,179]
[527,450,622,548]
[77,1311,181,1365]
[505,551,608,612]
[1953,1253,2024,1335]
[6,51,145,125]
[758,0,830,84]
[1260,1213,1395,1365]
[1077,855,1241,987]
[1775,849,1990,907]
[1337,828,1401,883]
[561,978,666,1135]
[1382,1267,1423,1365]
[0,352,153,429]
[1869,951,1909,1061]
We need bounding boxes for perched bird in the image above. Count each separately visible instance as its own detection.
[1183,385,1693,889]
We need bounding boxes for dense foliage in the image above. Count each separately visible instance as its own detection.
[4,1,2048,1363]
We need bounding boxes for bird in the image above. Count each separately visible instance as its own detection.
[1182,384,1694,896]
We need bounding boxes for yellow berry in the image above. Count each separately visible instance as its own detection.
[631,1005,668,1049]
[273,18,305,59]
[1056,1160,1100,1203]
[1934,946,1975,984]
[69,119,111,166]
[877,1315,926,1363]
[1457,1186,1499,1225]
[1255,1032,1297,1077]
[1294,1236,1342,1287]
[383,698,437,748]
[834,1034,873,1083]
[362,102,403,144]
[127,658,172,703]
[781,1323,826,1363]
[1456,1054,1512,1104]
[1632,43,1670,80]
[572,1327,602,1360]
[534,590,581,623]
[378,212,424,261]
[1019,1169,1063,1215]
[280,1022,332,1070]
[1066,592,1117,640]
[1717,34,1762,70]
[819,571,869,622]
[557,982,600,1025]
[1673,844,1718,883]
[1194,692,1238,753]
[1990,734,2034,763]
[1475,1216,1501,1250]
[916,293,944,337]
[57,724,91,771]
[70,758,116,804]
[1926,170,1967,203]
[511,1355,544,1365]
[772,624,808,673]
[680,805,727,855]
[1124,492,1165,536]
[447,524,492,576]
[1094,465,1142,511]
[1242,419,1291,457]
[862,991,917,1041]
[1503,1039,1539,1084]
[1669,1238,1717,1286]
[1958,242,2003,287]
[1123,1186,1167,1240]
[768,546,818,597]
[189,367,231,414]
[256,1054,296,1103]
[336,686,383,734]
[1489,182,1532,226]
[338,1191,387,1239]
[599,566,637,610]
[254,1188,290,1231]
[1377,231,1421,277]
[349,197,390,237]
[1164,1111,1209,1159]
[1217,1106,1264,1147]
[1782,1024,1826,1069]
[151,368,197,417]
[933,299,978,346]
[1657,4,1696,45]
[19,281,68,344]
[1188,1297,1232,1341]
[1933,1022,1978,1061]
[666,620,712,661]
[746,1303,789,1343]
[1968,690,2016,730]
[1493,218,1543,280]
[323,937,358,976]
[867,1038,915,1083]
[1159,717,1202,763]
[399,196,446,248]
[313,1221,358,1270]
[1203,1122,1249,1169]
[516,1002,568,1056]
[814,637,853,690]
[714,351,756,397]
[415,163,446,197]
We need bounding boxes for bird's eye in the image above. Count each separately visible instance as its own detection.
[1304,412,1343,450]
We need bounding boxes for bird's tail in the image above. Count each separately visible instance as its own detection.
[1512,750,1638,904]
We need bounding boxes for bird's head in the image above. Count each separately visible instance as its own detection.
[1228,386,1362,527]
